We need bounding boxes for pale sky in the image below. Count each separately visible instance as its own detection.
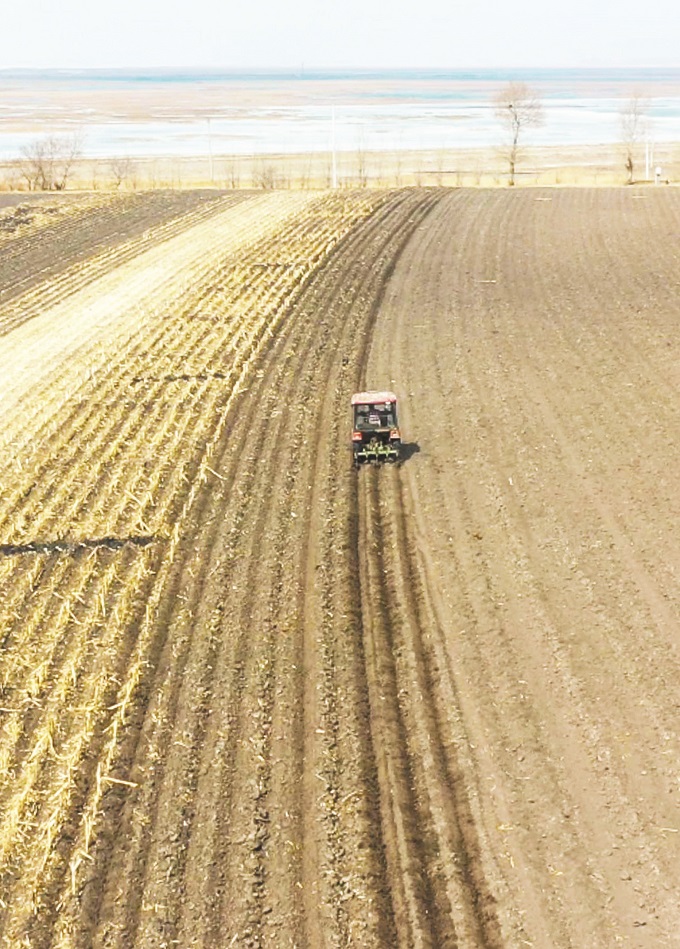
[2,0,679,70]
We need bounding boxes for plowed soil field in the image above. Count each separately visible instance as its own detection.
[1,187,679,949]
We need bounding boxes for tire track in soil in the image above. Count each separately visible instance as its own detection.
[66,187,502,945]
[358,466,503,949]
[55,189,441,949]
[181,189,435,949]
[353,191,506,949]
[290,191,444,949]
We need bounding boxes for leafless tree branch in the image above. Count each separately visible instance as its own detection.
[18,132,83,191]
[108,156,135,189]
[493,82,544,186]
[619,94,649,184]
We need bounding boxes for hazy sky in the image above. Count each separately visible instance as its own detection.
[3,0,679,70]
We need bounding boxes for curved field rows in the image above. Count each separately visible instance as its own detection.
[1,186,680,948]
[0,190,231,323]
[0,190,316,442]
[0,187,389,946]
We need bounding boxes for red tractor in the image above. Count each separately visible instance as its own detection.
[351,391,401,466]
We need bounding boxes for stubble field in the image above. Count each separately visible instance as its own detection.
[0,186,679,949]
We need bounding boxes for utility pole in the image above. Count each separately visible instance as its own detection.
[645,138,655,180]
[208,117,214,184]
[331,107,337,189]
[645,139,649,181]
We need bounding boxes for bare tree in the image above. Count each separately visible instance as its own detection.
[355,145,367,187]
[4,161,23,191]
[355,128,368,188]
[253,160,276,189]
[18,138,54,191]
[19,132,83,190]
[225,159,241,189]
[435,148,445,186]
[619,94,649,184]
[109,156,135,190]
[394,151,402,188]
[297,158,312,190]
[493,82,544,186]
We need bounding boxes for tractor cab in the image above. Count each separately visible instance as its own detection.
[351,391,401,465]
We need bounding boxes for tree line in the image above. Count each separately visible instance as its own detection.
[8,89,657,191]
[493,82,653,185]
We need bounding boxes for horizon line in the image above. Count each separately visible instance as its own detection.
[1,64,679,75]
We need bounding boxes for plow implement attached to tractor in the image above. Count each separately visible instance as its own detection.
[351,391,401,467]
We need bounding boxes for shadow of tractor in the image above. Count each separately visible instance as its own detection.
[400,442,421,463]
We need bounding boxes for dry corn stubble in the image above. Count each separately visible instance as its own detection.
[0,189,387,943]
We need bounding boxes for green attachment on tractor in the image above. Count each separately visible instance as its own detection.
[355,439,400,465]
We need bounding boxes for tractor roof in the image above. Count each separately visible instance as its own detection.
[351,391,397,406]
